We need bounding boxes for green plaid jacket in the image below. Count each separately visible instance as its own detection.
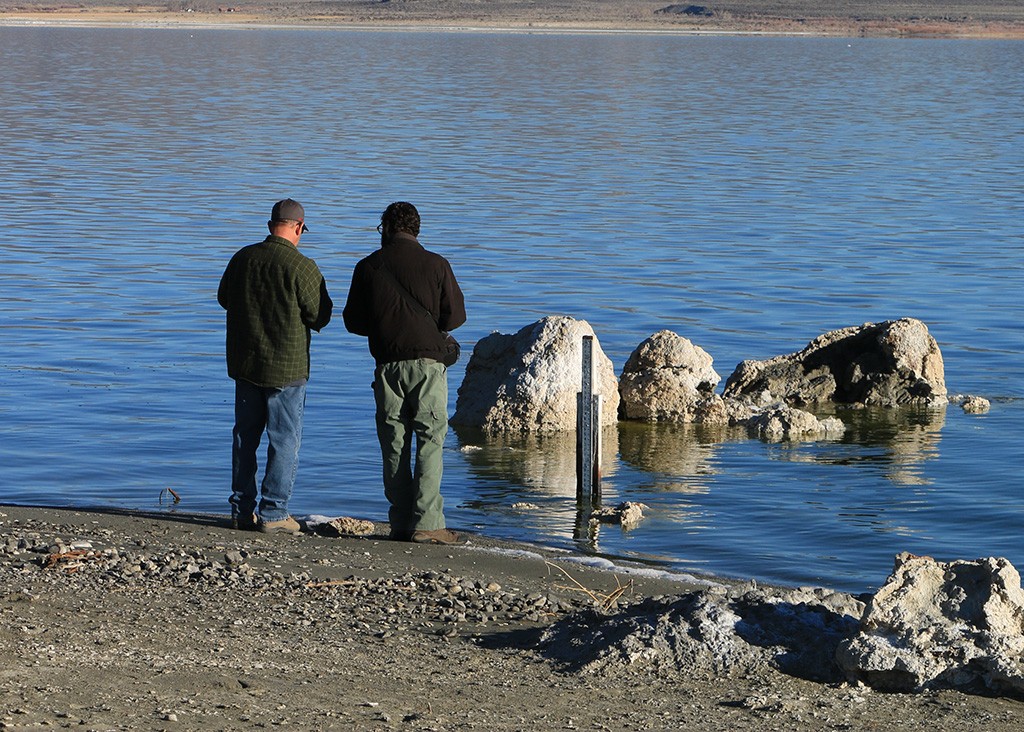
[218,235,332,387]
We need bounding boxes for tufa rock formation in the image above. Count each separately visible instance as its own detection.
[312,516,376,537]
[590,501,648,528]
[746,405,846,442]
[542,582,865,682]
[950,393,991,414]
[723,318,947,408]
[836,552,1024,695]
[452,316,620,434]
[455,316,960,440]
[543,552,1024,698]
[618,330,727,424]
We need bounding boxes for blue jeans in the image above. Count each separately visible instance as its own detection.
[230,379,306,523]
[374,359,449,533]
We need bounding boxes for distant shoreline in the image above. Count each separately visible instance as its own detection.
[2,5,1024,39]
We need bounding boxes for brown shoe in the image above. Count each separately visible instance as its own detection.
[231,513,258,531]
[259,516,302,535]
[411,528,465,546]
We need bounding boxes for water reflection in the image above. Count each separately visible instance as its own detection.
[617,420,740,493]
[453,425,619,497]
[2,28,1020,592]
[454,404,947,502]
[765,406,946,486]
[451,405,949,569]
[452,419,721,559]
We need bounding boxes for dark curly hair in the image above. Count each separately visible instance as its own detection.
[380,201,420,237]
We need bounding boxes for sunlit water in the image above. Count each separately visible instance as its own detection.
[1,27,1021,593]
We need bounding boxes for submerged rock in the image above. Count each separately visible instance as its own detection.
[590,501,648,528]
[961,396,991,413]
[949,394,991,414]
[746,405,846,442]
[453,316,619,433]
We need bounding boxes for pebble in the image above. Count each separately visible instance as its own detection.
[0,524,593,630]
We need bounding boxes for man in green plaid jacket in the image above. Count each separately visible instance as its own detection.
[218,199,332,535]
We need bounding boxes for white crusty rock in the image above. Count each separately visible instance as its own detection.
[452,316,619,433]
[836,552,1024,694]
[949,394,991,414]
[961,396,991,414]
[591,501,648,528]
[542,583,864,682]
[618,330,725,424]
[746,405,846,442]
[723,318,947,408]
[314,516,376,537]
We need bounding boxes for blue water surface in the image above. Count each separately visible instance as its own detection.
[0,27,1021,593]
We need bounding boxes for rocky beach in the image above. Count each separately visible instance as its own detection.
[3,504,1023,730]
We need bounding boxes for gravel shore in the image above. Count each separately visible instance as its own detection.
[2,504,1022,731]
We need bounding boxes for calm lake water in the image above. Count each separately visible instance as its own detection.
[1,26,1021,593]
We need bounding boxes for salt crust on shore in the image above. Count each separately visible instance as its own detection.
[2,504,1023,730]
[2,4,1024,38]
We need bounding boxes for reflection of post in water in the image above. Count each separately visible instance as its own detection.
[575,335,603,548]
[574,502,600,547]
[576,335,602,504]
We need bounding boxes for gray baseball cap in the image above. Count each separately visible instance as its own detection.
[271,199,310,232]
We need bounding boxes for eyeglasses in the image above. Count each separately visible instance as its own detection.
[376,223,384,234]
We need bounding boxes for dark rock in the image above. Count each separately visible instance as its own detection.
[657,4,715,16]
[723,318,946,408]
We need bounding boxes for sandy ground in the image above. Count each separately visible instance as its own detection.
[1,0,1024,37]
[2,504,1023,731]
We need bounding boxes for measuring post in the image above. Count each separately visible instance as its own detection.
[576,335,602,502]
[592,393,603,502]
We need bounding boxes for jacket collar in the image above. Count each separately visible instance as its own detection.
[382,231,419,248]
[264,234,296,248]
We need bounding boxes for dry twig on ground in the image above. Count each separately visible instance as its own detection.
[545,560,633,611]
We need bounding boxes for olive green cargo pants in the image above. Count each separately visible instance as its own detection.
[373,359,449,533]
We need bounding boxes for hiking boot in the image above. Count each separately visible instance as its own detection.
[389,528,413,542]
[259,516,302,535]
[231,513,258,531]
[410,528,465,546]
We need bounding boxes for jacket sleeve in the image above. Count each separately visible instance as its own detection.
[342,261,373,337]
[437,261,466,332]
[302,277,333,333]
[298,261,332,333]
[217,258,235,311]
